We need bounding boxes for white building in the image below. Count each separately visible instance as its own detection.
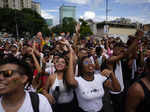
[0,0,40,14]
[86,19,97,35]
[59,5,76,24]
[32,1,41,14]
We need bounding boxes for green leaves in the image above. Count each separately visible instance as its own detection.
[79,19,93,38]
[0,8,50,38]
[51,17,93,38]
[62,17,77,35]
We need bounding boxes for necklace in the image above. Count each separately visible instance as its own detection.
[82,74,94,81]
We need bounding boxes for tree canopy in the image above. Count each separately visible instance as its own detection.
[79,18,93,38]
[0,8,50,38]
[51,17,93,38]
[51,17,77,36]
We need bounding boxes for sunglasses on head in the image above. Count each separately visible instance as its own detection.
[0,70,21,78]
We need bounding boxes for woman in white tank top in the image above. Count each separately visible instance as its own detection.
[42,56,74,112]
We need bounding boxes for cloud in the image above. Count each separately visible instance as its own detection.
[82,11,96,20]
[64,0,89,4]
[127,16,150,24]
[41,10,54,19]
[41,10,59,25]
[64,0,103,6]
[115,0,150,4]
[93,15,120,22]
[90,0,103,9]
[46,9,58,13]
[93,15,150,24]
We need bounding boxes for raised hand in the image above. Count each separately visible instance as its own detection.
[101,69,113,77]
[135,30,144,40]
[75,23,80,33]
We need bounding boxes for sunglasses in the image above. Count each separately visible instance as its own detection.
[0,70,21,78]
[83,61,93,65]
[55,60,66,65]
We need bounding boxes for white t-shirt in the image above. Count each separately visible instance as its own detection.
[0,91,52,112]
[75,74,107,112]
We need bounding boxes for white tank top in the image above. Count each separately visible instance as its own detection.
[98,56,103,66]
[49,75,74,104]
[110,61,124,94]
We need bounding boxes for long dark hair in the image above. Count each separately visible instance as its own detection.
[54,55,71,90]
[145,57,150,71]
[78,56,90,76]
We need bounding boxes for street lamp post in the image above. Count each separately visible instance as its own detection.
[14,7,19,39]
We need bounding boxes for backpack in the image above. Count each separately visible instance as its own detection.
[29,92,39,112]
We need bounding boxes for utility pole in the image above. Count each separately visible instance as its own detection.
[106,0,108,21]
[15,9,19,39]
[105,0,109,36]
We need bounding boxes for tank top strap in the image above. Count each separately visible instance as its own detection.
[55,73,58,80]
[137,80,150,98]
[55,73,60,87]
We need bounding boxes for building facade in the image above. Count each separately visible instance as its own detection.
[0,0,31,9]
[96,21,137,43]
[32,1,40,14]
[86,19,97,35]
[143,24,150,32]
[0,0,40,14]
[59,5,76,24]
[46,19,53,27]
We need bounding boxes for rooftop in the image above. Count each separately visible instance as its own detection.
[97,21,137,29]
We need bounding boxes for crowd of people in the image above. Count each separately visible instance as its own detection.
[0,25,150,112]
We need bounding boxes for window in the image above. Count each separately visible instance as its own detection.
[21,0,24,8]
[3,0,8,8]
[13,0,15,8]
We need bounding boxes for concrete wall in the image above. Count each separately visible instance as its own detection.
[108,27,136,35]
[97,28,104,36]
[143,25,150,32]
[96,26,137,43]
[0,0,3,8]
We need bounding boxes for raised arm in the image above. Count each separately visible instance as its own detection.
[42,75,56,104]
[73,23,80,48]
[108,53,124,62]
[102,69,121,92]
[60,40,78,88]
[31,49,42,73]
[126,30,144,57]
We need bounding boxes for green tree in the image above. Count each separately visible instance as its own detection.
[0,8,50,38]
[51,24,63,35]
[79,18,93,38]
[62,17,77,35]
[51,17,77,36]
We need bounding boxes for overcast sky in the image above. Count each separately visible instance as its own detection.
[34,0,150,25]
